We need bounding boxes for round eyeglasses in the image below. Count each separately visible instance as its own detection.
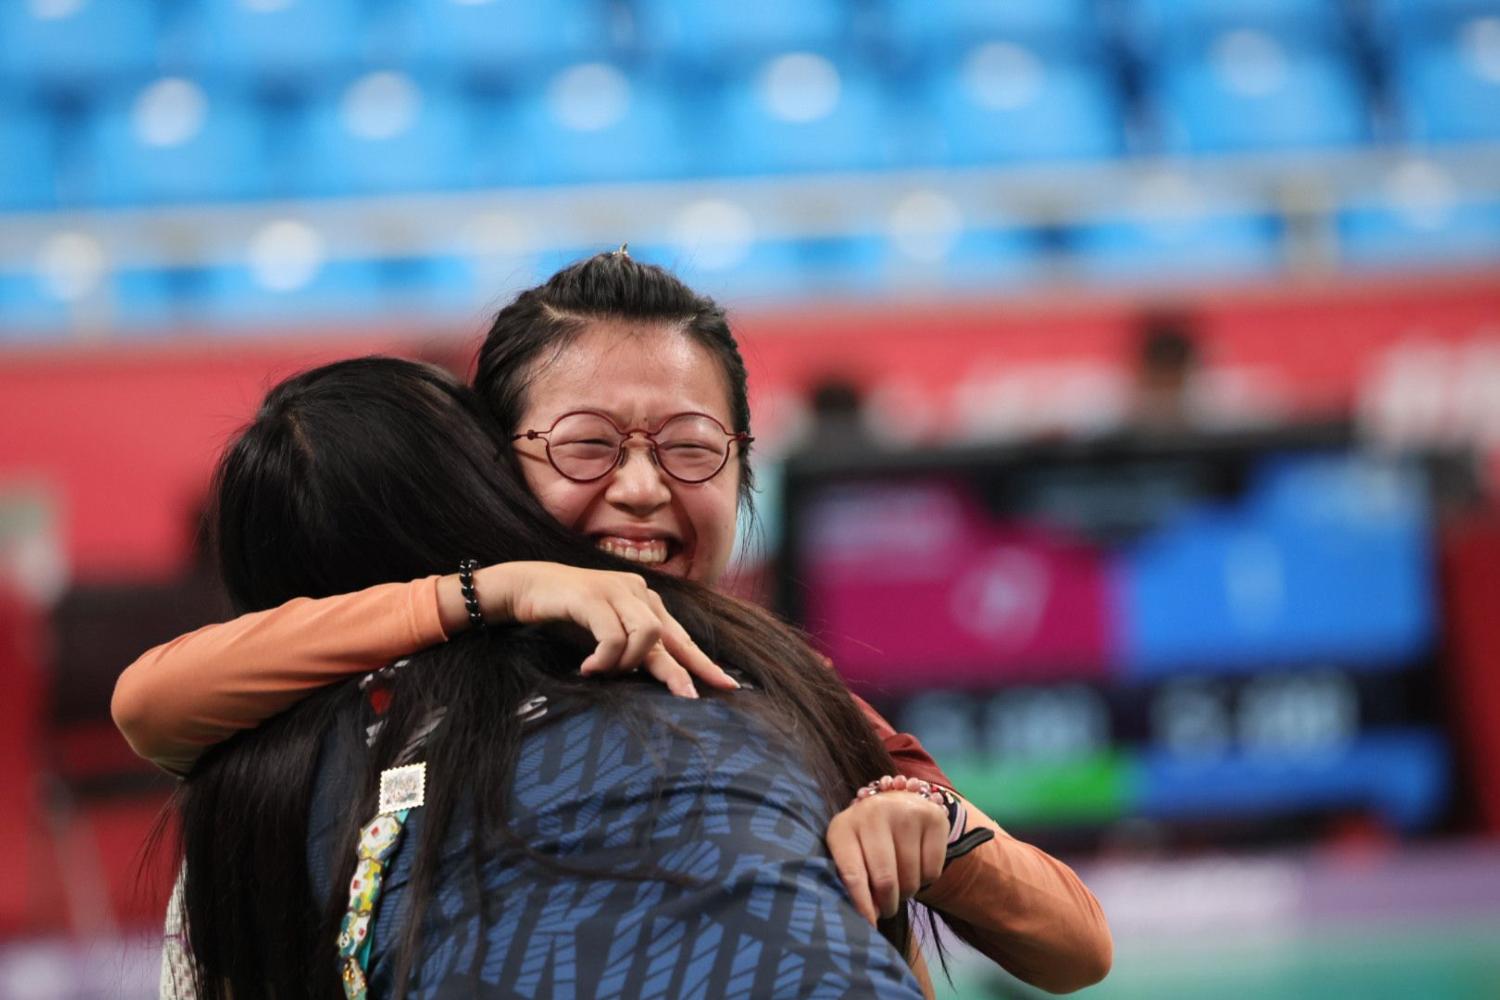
[512,410,752,484]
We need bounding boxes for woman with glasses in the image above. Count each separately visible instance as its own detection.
[118,252,1111,994]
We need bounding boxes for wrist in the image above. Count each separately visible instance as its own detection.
[435,573,473,635]
[476,562,522,624]
[852,774,948,809]
[436,562,519,634]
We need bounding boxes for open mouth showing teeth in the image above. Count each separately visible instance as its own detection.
[595,536,676,566]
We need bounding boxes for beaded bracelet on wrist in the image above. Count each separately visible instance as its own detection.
[854,774,993,863]
[852,774,949,809]
[852,775,959,839]
[457,559,485,629]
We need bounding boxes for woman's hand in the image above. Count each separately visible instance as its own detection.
[826,784,949,925]
[442,561,737,698]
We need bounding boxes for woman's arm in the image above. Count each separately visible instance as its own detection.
[837,698,1111,993]
[112,577,451,775]
[917,796,1113,994]
[113,563,733,776]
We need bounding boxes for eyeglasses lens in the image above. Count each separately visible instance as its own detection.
[654,414,731,482]
[547,413,621,480]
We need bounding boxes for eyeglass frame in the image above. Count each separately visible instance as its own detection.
[511,409,753,484]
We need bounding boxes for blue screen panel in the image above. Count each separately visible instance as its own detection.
[1116,455,1435,676]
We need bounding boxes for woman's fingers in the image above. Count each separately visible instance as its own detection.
[576,589,704,700]
[609,596,663,672]
[502,563,731,698]
[856,820,903,919]
[828,818,879,926]
[920,803,948,889]
[891,815,925,899]
[829,797,948,924]
[576,602,628,675]
[640,642,699,699]
[643,590,738,691]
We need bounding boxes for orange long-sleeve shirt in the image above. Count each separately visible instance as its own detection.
[111,578,1110,993]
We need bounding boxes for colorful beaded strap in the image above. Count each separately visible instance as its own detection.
[334,674,544,998]
[337,762,427,999]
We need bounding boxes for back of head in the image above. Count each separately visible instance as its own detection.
[473,251,756,505]
[188,356,614,999]
[213,356,601,614]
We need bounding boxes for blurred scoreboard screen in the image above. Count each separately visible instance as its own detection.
[778,430,1449,835]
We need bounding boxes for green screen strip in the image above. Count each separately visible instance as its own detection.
[940,752,1136,824]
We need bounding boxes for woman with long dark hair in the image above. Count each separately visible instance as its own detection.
[122,253,1111,994]
[179,356,942,998]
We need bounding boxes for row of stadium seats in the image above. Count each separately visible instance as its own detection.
[5,191,1497,336]
[2,31,1497,211]
[2,0,1496,87]
[0,0,1493,335]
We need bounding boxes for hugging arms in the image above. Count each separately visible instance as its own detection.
[122,252,1110,995]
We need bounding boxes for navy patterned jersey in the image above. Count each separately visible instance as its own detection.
[308,689,926,999]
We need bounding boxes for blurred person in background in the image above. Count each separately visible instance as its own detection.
[1127,309,1207,437]
[798,375,880,458]
[117,253,1111,994]
[169,357,937,998]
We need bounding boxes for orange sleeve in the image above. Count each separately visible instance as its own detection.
[917,796,1112,994]
[110,576,448,776]
[843,691,1110,990]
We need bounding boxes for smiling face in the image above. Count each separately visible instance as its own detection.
[511,320,744,585]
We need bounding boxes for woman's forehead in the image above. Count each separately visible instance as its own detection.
[524,322,733,423]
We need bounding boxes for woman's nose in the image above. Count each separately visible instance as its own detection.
[604,440,671,512]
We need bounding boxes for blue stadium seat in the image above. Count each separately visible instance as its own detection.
[1341,198,1500,268]
[201,261,382,327]
[126,251,476,326]
[109,256,478,331]
[1070,211,1281,280]
[0,105,54,209]
[783,236,889,296]
[547,231,1037,305]
[1129,0,1347,53]
[181,0,367,84]
[710,55,895,175]
[385,0,609,77]
[113,266,216,331]
[1151,40,1368,152]
[928,45,1120,164]
[1372,0,1500,38]
[1391,24,1500,143]
[296,72,473,196]
[0,271,72,337]
[652,229,1042,301]
[634,0,846,67]
[877,226,1043,290]
[647,236,882,302]
[884,0,1097,53]
[503,66,690,185]
[368,255,478,313]
[626,239,792,302]
[0,0,159,89]
[75,79,267,204]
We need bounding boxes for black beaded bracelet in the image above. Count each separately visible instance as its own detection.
[457,559,485,629]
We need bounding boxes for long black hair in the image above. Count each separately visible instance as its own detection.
[178,357,913,998]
